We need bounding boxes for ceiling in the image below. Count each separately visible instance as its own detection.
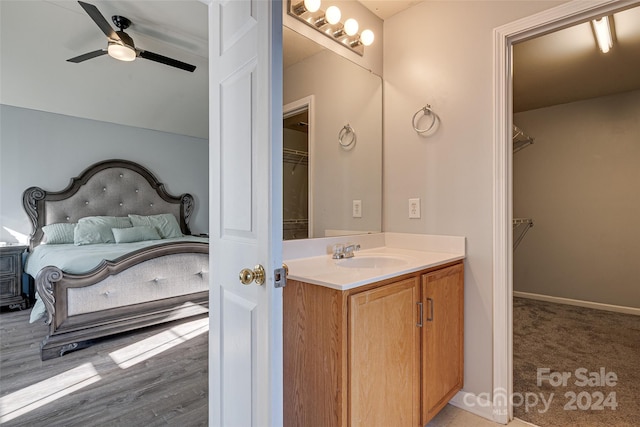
[0,1,208,139]
[513,5,640,112]
[2,1,639,140]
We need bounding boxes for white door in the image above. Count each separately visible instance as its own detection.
[208,0,283,426]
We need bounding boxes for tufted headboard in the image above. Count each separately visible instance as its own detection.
[23,159,194,250]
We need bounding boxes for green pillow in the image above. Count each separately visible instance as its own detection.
[42,223,76,244]
[128,214,183,239]
[74,216,132,245]
[112,226,161,243]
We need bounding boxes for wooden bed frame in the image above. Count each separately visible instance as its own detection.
[23,159,209,360]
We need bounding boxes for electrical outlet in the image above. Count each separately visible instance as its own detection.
[353,200,362,218]
[409,198,421,219]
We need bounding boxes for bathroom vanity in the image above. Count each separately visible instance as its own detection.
[283,235,465,427]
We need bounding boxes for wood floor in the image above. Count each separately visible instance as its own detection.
[0,308,208,426]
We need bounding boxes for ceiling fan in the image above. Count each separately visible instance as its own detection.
[67,1,196,72]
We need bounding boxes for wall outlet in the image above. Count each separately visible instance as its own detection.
[409,198,421,219]
[353,200,362,218]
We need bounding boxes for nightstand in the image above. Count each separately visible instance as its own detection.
[0,245,28,310]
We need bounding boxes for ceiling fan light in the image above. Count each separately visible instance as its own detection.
[108,42,136,61]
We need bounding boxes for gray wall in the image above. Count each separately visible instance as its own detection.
[513,89,640,308]
[0,105,209,243]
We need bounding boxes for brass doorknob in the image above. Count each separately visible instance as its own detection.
[239,264,266,285]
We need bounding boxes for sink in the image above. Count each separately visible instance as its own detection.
[335,255,409,269]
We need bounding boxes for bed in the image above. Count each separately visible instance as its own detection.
[22,159,209,360]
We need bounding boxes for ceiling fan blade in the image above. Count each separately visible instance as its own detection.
[139,50,196,72]
[67,49,108,63]
[78,1,120,41]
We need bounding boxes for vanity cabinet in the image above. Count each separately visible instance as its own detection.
[284,260,464,427]
[422,263,464,424]
[349,277,421,426]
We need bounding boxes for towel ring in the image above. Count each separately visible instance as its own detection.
[338,124,356,149]
[412,105,437,134]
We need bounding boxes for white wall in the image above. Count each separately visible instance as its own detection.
[284,49,382,238]
[0,105,209,243]
[513,90,640,308]
[383,0,566,400]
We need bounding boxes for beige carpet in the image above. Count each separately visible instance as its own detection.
[513,297,640,427]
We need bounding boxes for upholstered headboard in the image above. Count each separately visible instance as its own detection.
[23,159,194,250]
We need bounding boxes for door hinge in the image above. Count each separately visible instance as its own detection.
[274,266,287,288]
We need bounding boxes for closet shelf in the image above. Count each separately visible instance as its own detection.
[284,148,309,166]
[284,218,309,227]
[513,218,534,250]
[513,125,534,153]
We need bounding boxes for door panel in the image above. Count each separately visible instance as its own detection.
[422,263,464,423]
[209,0,283,426]
[349,277,421,427]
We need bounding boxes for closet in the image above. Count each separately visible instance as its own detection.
[283,111,310,240]
[512,125,534,250]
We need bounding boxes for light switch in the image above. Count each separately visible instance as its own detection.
[409,198,421,219]
[353,200,362,218]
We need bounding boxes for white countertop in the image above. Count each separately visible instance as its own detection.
[285,245,464,291]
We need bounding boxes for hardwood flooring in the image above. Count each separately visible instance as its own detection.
[0,308,208,426]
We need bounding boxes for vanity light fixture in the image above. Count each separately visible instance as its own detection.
[591,16,613,53]
[288,0,374,56]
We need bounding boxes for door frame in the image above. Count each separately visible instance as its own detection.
[283,95,315,238]
[492,0,640,423]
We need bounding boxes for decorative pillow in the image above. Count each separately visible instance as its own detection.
[74,216,133,245]
[42,223,76,244]
[128,213,183,239]
[112,226,161,244]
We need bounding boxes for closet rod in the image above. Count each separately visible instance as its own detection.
[513,218,534,250]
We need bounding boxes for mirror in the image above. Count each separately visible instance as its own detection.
[283,26,382,240]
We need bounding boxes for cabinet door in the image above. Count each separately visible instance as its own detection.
[349,277,421,427]
[422,263,464,424]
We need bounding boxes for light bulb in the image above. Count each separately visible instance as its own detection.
[344,18,358,36]
[304,0,321,13]
[360,29,374,46]
[325,6,341,25]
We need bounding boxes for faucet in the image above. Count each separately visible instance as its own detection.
[332,243,360,259]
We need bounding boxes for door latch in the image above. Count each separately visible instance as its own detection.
[274,264,288,288]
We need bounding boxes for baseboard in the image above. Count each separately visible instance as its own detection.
[449,390,501,423]
[514,291,640,316]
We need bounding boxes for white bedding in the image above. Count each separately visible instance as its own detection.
[24,236,208,276]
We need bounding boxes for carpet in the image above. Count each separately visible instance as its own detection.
[513,297,640,427]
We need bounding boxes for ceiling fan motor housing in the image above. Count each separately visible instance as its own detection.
[112,15,131,30]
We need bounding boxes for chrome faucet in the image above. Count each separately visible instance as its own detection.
[332,243,360,259]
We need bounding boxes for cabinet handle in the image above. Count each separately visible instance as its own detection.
[427,297,434,321]
[417,302,423,327]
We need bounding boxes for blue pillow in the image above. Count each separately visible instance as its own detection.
[112,226,161,243]
[128,214,183,239]
[74,216,132,245]
[42,223,76,244]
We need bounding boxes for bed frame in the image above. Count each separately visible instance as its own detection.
[23,159,209,360]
